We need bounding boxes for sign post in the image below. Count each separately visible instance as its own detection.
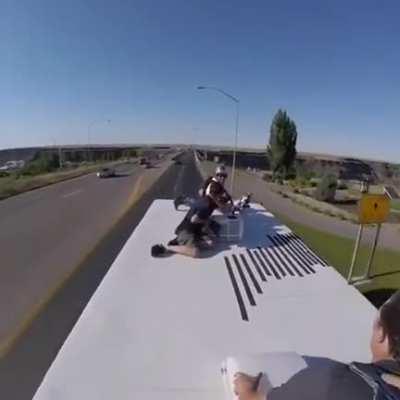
[365,224,382,278]
[348,193,390,284]
[347,224,364,282]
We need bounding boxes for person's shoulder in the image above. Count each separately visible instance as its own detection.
[208,179,222,191]
[303,356,347,371]
[269,358,366,400]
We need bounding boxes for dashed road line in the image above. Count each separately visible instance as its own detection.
[61,189,83,199]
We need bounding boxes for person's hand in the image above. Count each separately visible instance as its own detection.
[233,372,265,400]
[223,193,233,204]
[221,203,234,214]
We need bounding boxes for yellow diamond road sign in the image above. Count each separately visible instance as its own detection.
[358,194,391,224]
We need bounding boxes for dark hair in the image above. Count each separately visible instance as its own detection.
[253,373,263,391]
[379,290,400,362]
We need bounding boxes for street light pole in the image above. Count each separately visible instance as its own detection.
[232,100,239,196]
[87,124,92,162]
[197,86,240,196]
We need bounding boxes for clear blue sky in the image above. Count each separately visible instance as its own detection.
[1,0,399,161]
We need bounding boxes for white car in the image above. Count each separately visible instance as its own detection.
[96,167,115,178]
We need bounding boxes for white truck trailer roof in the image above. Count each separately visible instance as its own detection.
[34,200,376,399]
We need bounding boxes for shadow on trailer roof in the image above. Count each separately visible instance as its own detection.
[34,200,376,400]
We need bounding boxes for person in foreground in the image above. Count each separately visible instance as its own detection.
[151,196,215,258]
[233,290,400,400]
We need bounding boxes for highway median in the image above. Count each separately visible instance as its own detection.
[0,161,136,201]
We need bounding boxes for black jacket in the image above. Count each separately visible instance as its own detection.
[174,197,212,236]
[269,357,400,400]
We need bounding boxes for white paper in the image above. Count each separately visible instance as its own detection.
[222,352,307,399]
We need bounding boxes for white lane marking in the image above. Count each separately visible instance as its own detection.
[61,189,83,199]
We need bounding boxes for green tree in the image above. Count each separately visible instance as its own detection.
[136,148,144,158]
[267,109,298,180]
[315,174,338,202]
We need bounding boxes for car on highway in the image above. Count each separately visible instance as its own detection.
[96,167,116,178]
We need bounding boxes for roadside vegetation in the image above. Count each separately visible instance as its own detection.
[314,174,338,202]
[0,163,105,200]
[0,149,142,200]
[262,111,359,221]
[391,200,400,212]
[264,110,400,223]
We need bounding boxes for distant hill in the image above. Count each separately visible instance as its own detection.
[0,144,173,167]
[202,148,400,185]
[0,147,41,165]
[1,145,398,186]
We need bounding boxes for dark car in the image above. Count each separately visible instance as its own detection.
[97,167,116,178]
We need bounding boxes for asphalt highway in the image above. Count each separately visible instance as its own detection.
[0,151,203,399]
[0,162,143,347]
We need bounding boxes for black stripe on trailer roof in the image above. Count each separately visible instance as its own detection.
[257,247,282,280]
[252,248,272,277]
[239,253,263,294]
[224,256,249,321]
[267,235,304,277]
[231,255,256,306]
[288,232,329,266]
[245,248,267,282]
[260,247,286,278]
[285,235,320,267]
[290,232,329,266]
[284,235,319,265]
[273,234,315,274]
[266,243,296,277]
[272,234,314,274]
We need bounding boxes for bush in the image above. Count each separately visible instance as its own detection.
[127,149,137,158]
[315,174,338,202]
[0,171,10,178]
[262,172,272,182]
[337,180,348,190]
[288,175,314,190]
[20,153,60,176]
[296,166,316,181]
[296,176,310,188]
